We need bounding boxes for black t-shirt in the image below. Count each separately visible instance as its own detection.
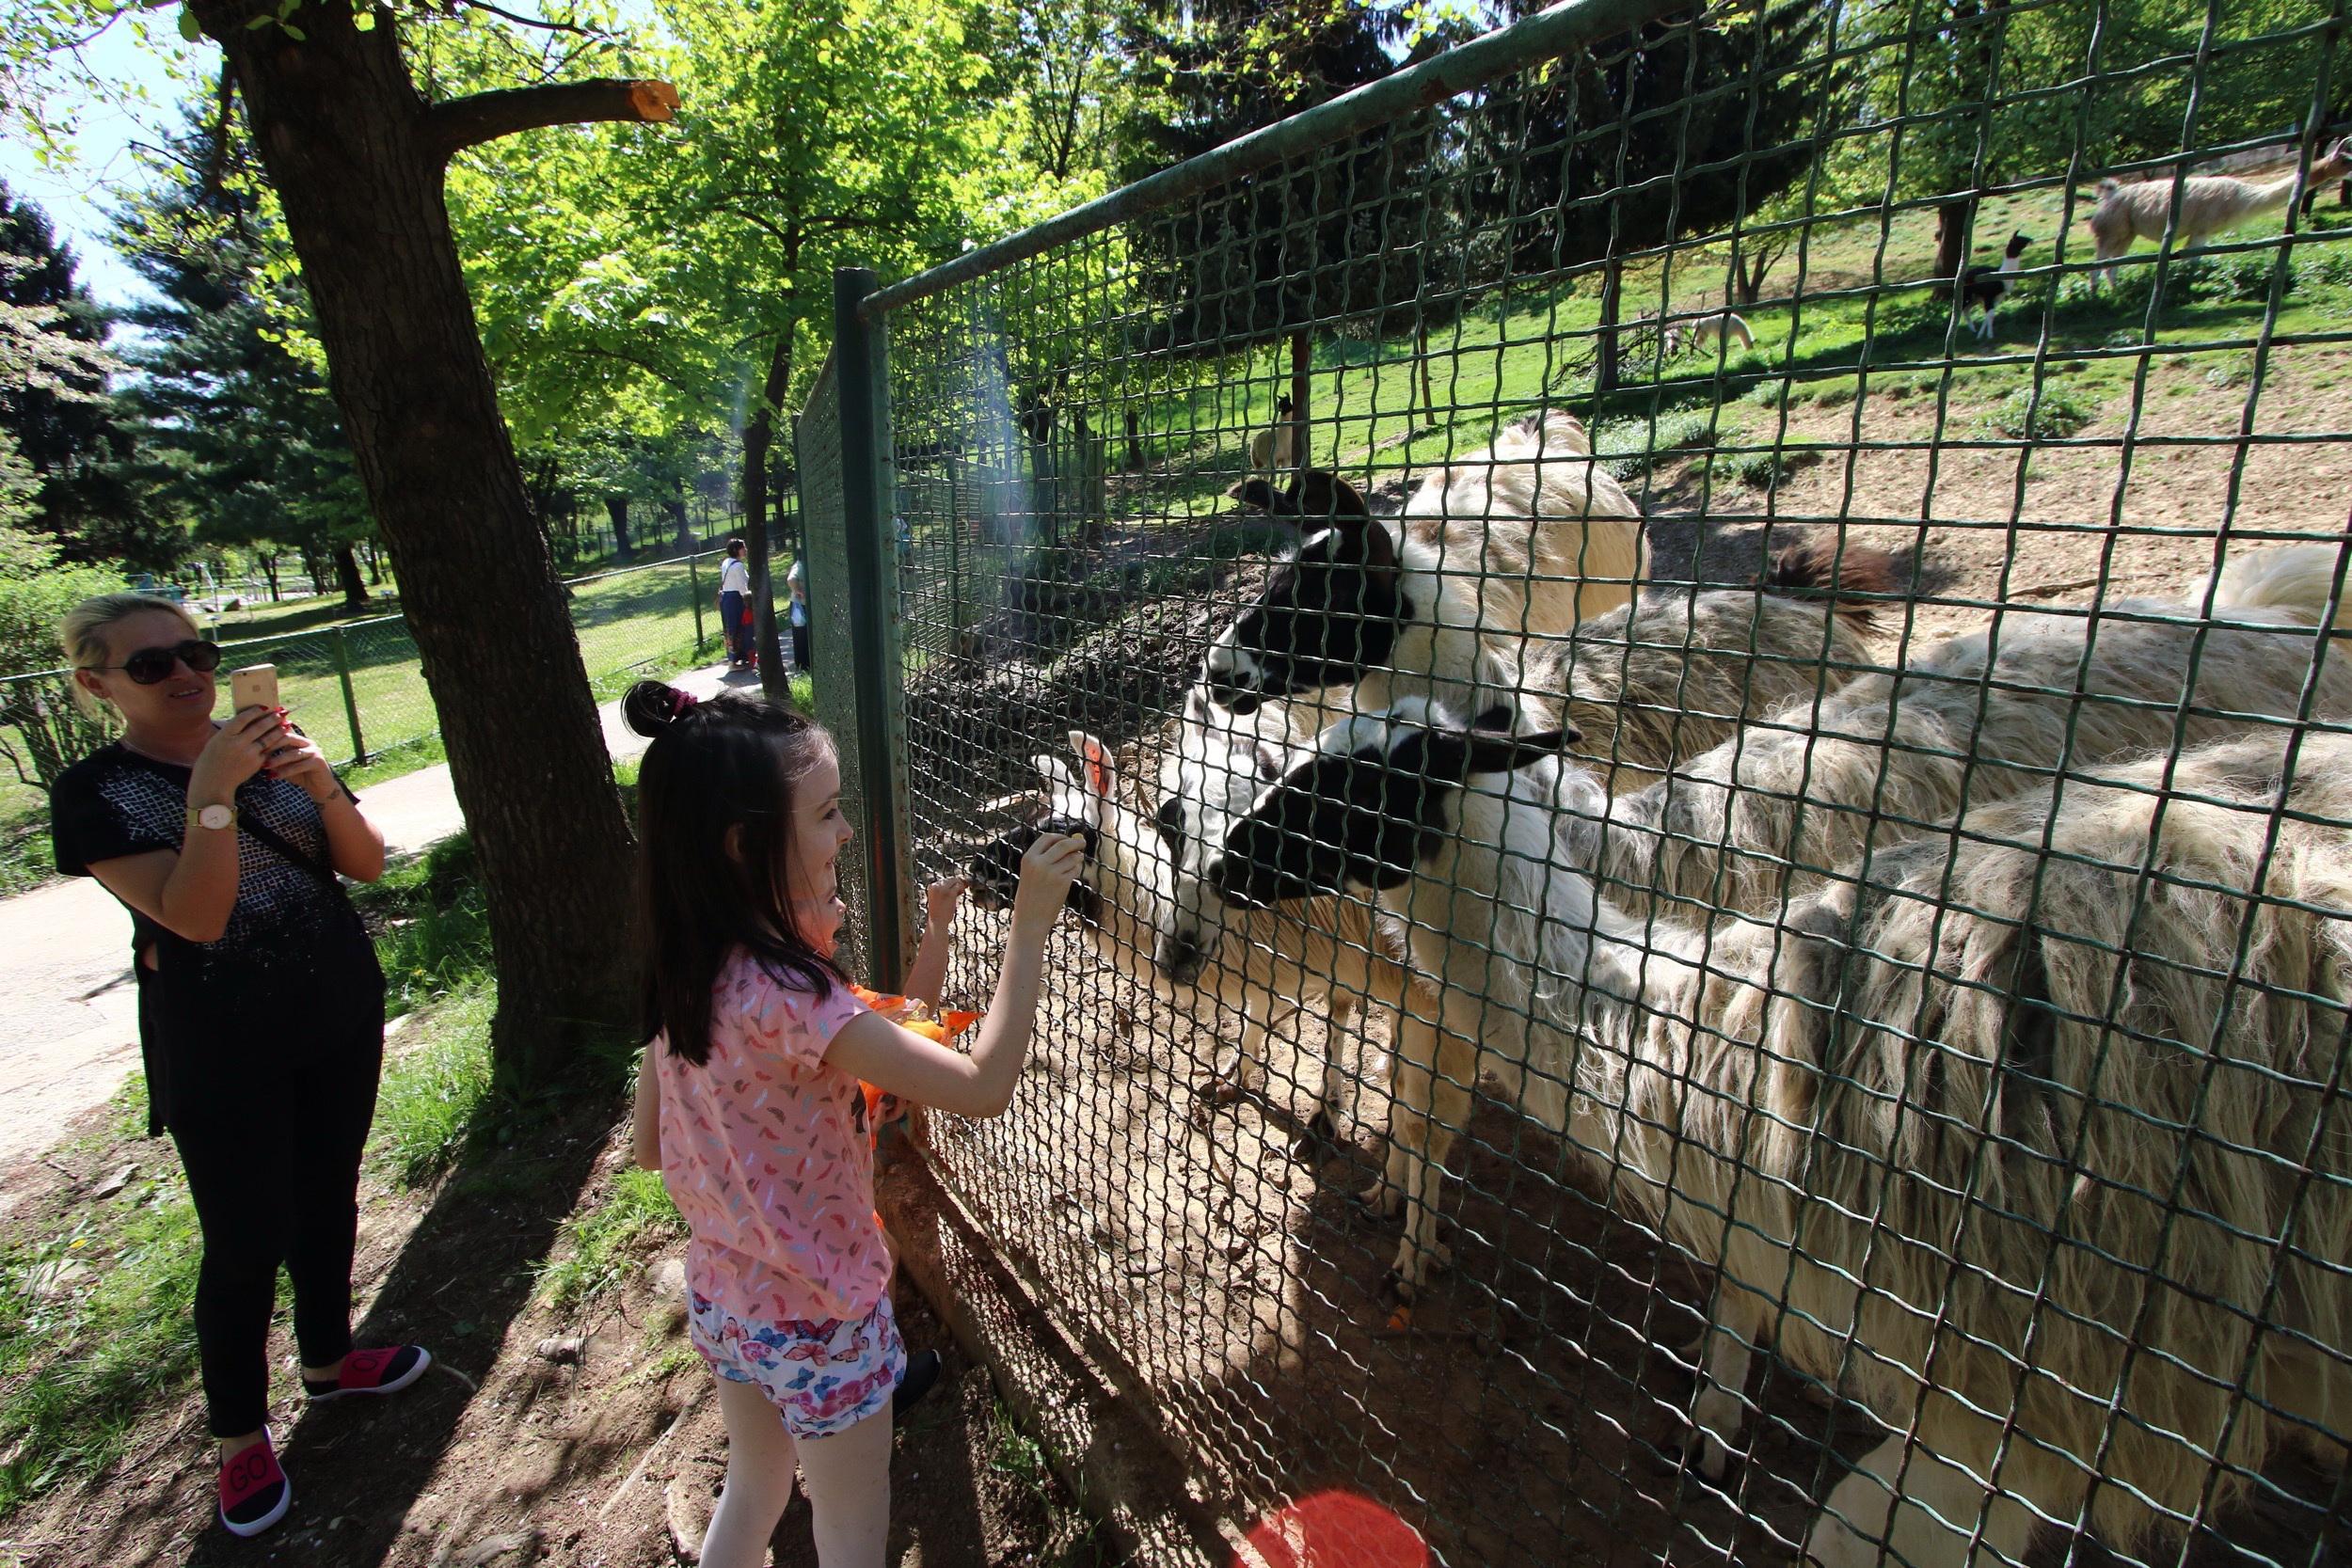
[52,741,375,985]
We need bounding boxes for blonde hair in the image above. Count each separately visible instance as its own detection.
[61,593,203,719]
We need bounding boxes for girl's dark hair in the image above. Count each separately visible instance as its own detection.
[627,679,844,1067]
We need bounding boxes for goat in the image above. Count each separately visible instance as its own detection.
[966,697,1429,1138]
[1661,309,1756,359]
[1247,396,1297,475]
[1217,707,2352,1568]
[1587,542,2352,922]
[1203,410,1648,718]
[1960,230,2031,341]
[2090,138,2352,286]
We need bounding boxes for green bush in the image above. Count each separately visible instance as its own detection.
[1597,409,1725,482]
[1975,383,2098,441]
[0,559,123,794]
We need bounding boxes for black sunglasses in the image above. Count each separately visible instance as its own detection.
[90,640,223,686]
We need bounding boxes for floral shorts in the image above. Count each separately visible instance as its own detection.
[687,1290,907,1439]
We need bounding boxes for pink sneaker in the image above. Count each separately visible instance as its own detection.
[218,1430,290,1538]
[304,1344,432,1402]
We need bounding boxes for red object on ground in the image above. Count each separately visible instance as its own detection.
[1237,1491,1426,1568]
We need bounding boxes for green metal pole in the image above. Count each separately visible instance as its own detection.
[834,266,912,990]
[331,625,368,767]
[687,549,707,657]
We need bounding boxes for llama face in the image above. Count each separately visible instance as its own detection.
[1148,705,1292,984]
[1203,480,1401,713]
[1213,711,1568,907]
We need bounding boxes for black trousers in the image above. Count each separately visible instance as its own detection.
[791,621,813,673]
[162,953,384,1437]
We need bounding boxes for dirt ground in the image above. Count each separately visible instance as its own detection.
[5,1087,1100,1568]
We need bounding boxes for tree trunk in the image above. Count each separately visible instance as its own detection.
[1288,330,1311,467]
[741,336,794,700]
[605,495,634,561]
[1416,320,1436,421]
[668,483,691,551]
[198,0,635,1084]
[1595,256,1624,397]
[1935,195,1976,298]
[303,546,330,596]
[333,541,370,608]
[1124,408,1144,471]
[364,539,385,585]
[260,553,281,601]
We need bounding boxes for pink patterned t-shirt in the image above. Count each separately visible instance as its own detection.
[656,951,888,1325]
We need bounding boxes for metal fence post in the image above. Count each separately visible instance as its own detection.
[687,549,707,657]
[834,266,913,989]
[331,624,368,767]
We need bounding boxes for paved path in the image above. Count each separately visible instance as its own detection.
[0,663,745,1181]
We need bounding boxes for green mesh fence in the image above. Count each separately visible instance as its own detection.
[803,0,2352,1562]
[0,548,736,878]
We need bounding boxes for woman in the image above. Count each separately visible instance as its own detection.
[717,537,754,669]
[49,594,429,1540]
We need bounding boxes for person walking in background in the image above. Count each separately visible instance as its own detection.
[50,594,430,1540]
[717,539,754,670]
[787,556,812,674]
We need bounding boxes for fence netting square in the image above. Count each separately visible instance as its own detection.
[820,1,2352,1561]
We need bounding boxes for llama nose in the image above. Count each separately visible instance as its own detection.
[1158,931,1201,975]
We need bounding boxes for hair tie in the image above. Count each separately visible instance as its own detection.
[670,689,699,719]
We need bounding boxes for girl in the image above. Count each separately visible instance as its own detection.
[50,594,428,1538]
[622,679,1082,1568]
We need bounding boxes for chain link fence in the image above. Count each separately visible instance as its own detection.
[0,548,745,882]
[801,0,2352,1562]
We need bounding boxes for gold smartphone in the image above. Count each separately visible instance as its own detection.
[228,663,279,714]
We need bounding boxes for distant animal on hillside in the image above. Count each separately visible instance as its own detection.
[2090,138,2352,285]
[2299,173,2352,218]
[1661,309,1756,358]
[1961,230,2032,341]
[1248,397,1297,475]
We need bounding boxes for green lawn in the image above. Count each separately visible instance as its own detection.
[0,554,733,893]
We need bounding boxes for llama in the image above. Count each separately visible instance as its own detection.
[1961,230,2031,341]
[1248,396,1297,475]
[1202,410,1649,718]
[965,696,1430,1135]
[1216,707,2352,1568]
[1137,546,1890,1188]
[1584,542,2352,923]
[2090,138,2352,286]
[1661,309,1756,358]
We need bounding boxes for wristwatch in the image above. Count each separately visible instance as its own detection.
[186,802,237,832]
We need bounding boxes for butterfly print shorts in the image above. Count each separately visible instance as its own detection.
[688,1289,907,1438]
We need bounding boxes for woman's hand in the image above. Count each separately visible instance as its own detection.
[924,875,969,928]
[263,719,341,802]
[1009,832,1085,942]
[188,706,287,806]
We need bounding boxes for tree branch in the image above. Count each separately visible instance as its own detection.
[422,77,678,163]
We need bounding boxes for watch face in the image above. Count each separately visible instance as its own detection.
[200,804,234,831]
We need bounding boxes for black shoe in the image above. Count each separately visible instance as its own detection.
[893,1349,941,1421]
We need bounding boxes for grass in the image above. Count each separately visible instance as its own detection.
[535,1165,685,1315]
[0,966,513,1513]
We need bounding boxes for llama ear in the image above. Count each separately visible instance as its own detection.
[1254,742,1285,782]
[1068,731,1116,800]
[1032,754,1081,796]
[1460,727,1574,775]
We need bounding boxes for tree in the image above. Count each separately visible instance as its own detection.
[109,0,683,1085]
[0,184,145,559]
[111,107,377,606]
[652,0,994,697]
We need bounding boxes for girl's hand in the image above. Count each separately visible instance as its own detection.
[263,717,340,802]
[188,706,287,804]
[1010,832,1086,942]
[924,875,969,927]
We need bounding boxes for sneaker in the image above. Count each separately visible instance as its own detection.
[218,1430,291,1538]
[304,1344,432,1402]
[894,1349,941,1421]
